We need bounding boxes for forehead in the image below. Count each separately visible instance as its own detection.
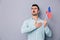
[32,6,38,8]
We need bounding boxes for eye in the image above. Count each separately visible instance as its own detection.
[35,8,37,9]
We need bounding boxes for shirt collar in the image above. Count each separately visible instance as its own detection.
[31,17,40,21]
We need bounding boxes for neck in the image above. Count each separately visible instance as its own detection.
[32,15,38,21]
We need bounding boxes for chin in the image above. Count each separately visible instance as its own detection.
[32,13,36,14]
[32,14,38,16]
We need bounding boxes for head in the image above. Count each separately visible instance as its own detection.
[31,4,40,16]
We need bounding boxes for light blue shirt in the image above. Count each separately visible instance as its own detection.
[21,18,52,40]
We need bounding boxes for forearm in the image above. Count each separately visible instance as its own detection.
[44,26,52,37]
[21,25,37,34]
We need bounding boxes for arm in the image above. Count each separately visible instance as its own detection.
[21,21,37,34]
[44,19,52,37]
[44,26,52,37]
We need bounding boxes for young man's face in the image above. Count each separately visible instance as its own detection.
[31,6,39,16]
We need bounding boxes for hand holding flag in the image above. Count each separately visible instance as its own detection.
[44,6,52,27]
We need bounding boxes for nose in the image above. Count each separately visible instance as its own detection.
[33,10,35,13]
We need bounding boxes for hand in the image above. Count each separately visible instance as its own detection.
[44,19,47,27]
[35,22,42,28]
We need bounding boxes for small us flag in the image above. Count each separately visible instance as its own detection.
[46,6,52,19]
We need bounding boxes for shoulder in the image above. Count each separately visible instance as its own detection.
[40,19,44,22]
[23,18,31,23]
[39,18,44,22]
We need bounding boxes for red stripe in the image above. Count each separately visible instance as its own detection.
[46,11,52,19]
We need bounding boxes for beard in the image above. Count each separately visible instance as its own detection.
[32,14,38,16]
[32,11,38,16]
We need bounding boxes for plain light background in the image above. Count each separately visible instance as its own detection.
[0,0,60,40]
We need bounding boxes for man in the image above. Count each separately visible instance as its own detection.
[21,4,52,40]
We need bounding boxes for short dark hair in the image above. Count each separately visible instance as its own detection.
[32,4,40,10]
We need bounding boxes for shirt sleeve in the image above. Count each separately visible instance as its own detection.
[21,21,37,34]
[44,26,52,37]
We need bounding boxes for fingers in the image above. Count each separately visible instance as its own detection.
[35,22,42,28]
